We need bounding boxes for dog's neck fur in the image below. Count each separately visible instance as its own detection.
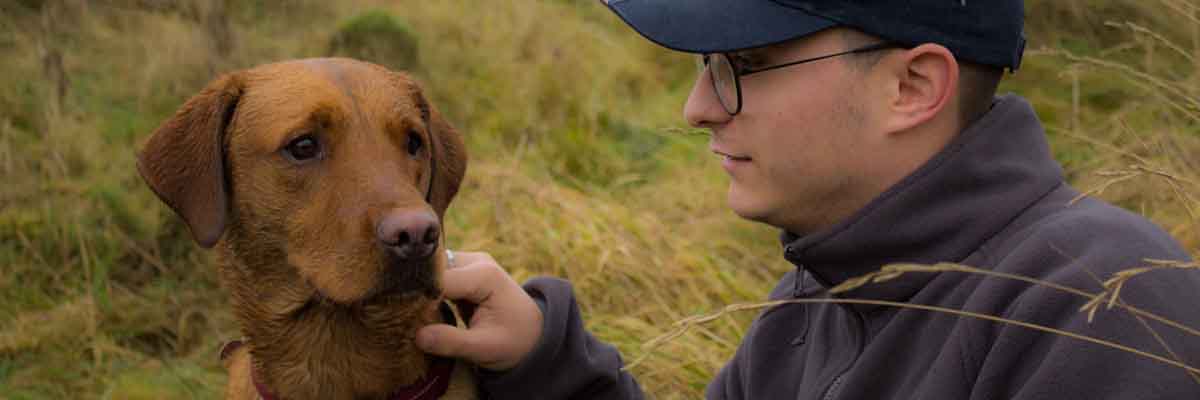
[216,240,440,400]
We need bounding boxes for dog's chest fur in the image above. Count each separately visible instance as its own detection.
[215,245,475,400]
[222,341,476,400]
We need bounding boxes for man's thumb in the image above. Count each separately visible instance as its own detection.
[416,324,472,358]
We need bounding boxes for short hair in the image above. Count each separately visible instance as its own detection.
[838,30,1002,127]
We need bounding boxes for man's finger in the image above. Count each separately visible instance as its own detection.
[439,263,506,304]
[416,323,472,359]
[416,323,509,369]
[447,251,495,269]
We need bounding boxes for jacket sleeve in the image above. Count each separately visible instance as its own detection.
[478,277,645,400]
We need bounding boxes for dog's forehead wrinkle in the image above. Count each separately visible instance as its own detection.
[328,67,369,127]
[299,58,402,128]
[317,60,420,120]
[293,59,425,137]
[233,83,355,155]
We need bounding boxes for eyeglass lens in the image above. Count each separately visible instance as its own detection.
[705,54,739,115]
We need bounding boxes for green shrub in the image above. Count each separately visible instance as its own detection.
[328,10,420,71]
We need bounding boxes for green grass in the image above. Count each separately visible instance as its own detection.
[1,0,1197,398]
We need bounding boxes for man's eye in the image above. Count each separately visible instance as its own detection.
[726,55,743,69]
[728,53,760,73]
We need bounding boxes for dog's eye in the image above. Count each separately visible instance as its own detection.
[406,130,423,157]
[284,135,322,162]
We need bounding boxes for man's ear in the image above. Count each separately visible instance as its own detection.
[413,85,467,220]
[136,73,242,248]
[886,43,959,133]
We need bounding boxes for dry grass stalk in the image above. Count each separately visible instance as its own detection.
[1070,162,1200,247]
[1030,48,1200,120]
[1071,165,1197,204]
[1158,0,1200,26]
[1105,21,1196,64]
[1078,264,1200,385]
[625,295,1200,376]
[626,262,1200,380]
[1081,259,1200,322]
[834,263,1200,338]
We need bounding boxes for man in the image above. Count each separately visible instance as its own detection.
[417,1,1200,399]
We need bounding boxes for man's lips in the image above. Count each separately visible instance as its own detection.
[711,148,751,161]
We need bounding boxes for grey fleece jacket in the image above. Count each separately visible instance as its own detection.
[478,95,1200,399]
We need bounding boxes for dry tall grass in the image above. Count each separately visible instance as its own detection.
[0,0,1197,398]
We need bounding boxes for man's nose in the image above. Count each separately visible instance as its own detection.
[684,65,733,128]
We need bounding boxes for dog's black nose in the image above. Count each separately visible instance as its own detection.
[377,209,440,261]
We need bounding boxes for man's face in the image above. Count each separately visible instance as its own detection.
[686,29,881,234]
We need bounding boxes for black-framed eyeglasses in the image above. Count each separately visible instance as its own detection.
[701,42,902,115]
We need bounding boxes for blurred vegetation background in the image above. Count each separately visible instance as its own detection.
[0,0,1197,398]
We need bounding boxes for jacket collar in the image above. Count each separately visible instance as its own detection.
[781,95,1064,306]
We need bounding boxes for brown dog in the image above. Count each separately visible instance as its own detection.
[137,58,476,400]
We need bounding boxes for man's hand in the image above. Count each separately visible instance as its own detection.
[417,251,544,371]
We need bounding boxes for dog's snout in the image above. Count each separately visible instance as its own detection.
[377,209,440,260]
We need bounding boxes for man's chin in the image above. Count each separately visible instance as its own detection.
[727,192,775,226]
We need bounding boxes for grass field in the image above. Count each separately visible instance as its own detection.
[1,0,1197,398]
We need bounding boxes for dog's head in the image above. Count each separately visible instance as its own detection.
[137,58,467,305]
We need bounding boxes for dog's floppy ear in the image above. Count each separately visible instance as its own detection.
[136,73,242,248]
[415,87,467,219]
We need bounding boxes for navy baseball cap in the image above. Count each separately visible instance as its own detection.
[605,0,1026,71]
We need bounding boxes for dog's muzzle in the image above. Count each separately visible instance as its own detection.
[377,251,439,298]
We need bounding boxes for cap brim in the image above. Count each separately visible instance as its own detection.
[606,0,838,54]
